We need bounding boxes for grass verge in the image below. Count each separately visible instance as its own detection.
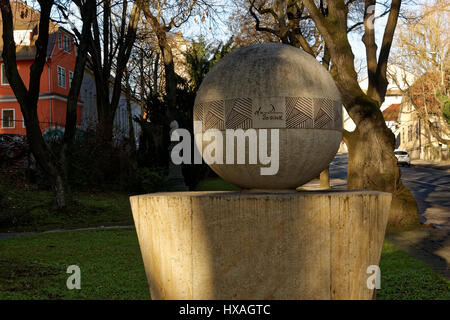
[1,177,447,299]
[0,228,148,299]
[0,186,134,233]
[0,228,448,300]
[195,177,241,191]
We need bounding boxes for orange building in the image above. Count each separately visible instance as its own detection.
[0,1,82,137]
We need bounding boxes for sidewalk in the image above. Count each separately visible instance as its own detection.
[0,225,134,241]
[298,178,347,190]
[411,159,450,172]
[386,228,450,280]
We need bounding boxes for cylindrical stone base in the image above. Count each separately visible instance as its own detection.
[130,191,391,300]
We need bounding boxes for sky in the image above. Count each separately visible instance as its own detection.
[48,0,422,80]
[176,1,423,80]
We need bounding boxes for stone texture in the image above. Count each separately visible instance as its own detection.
[193,43,342,189]
[130,191,392,300]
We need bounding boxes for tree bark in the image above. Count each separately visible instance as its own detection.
[124,71,137,155]
[88,0,141,143]
[1,1,99,209]
[158,34,178,122]
[60,0,96,191]
[344,104,419,228]
[140,5,178,122]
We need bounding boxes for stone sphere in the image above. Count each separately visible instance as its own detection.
[193,43,342,190]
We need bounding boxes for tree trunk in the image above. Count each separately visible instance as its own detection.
[139,3,178,122]
[343,107,419,229]
[53,173,67,209]
[157,33,177,122]
[60,0,96,195]
[88,1,140,144]
[96,104,116,143]
[0,0,69,209]
[126,93,137,155]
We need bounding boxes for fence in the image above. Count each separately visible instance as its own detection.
[0,118,66,131]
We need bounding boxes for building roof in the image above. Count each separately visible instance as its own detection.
[382,103,401,121]
[0,1,66,60]
[359,65,417,93]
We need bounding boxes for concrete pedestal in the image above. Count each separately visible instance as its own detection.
[130,191,391,300]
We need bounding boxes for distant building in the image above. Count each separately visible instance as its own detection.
[382,103,401,148]
[0,1,82,137]
[79,69,142,145]
[396,73,449,161]
[0,1,142,145]
[340,65,411,152]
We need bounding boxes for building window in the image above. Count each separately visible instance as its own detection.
[415,123,419,139]
[58,32,62,49]
[2,109,15,128]
[1,64,8,85]
[13,30,31,45]
[23,115,25,128]
[57,66,66,88]
[69,71,73,87]
[408,125,413,142]
[64,35,71,53]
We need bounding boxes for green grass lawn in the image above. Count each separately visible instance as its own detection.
[0,228,448,300]
[0,229,148,299]
[378,242,449,299]
[1,176,448,300]
[195,177,241,191]
[0,186,134,233]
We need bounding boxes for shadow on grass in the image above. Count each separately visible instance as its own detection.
[0,228,448,299]
[377,241,450,300]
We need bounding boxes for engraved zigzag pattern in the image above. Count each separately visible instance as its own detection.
[225,98,252,129]
[314,98,334,129]
[197,97,341,131]
[204,100,225,131]
[314,109,332,128]
[286,97,313,128]
[193,103,203,122]
[320,98,335,119]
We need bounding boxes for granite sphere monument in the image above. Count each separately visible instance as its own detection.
[193,43,342,189]
[130,43,392,301]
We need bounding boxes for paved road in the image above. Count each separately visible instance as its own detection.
[330,153,450,227]
[330,153,450,279]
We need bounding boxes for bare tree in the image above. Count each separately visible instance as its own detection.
[391,0,450,145]
[57,0,97,188]
[88,0,141,143]
[126,24,168,166]
[0,0,95,208]
[123,68,137,154]
[138,0,204,121]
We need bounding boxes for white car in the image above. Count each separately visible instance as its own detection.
[394,150,411,167]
